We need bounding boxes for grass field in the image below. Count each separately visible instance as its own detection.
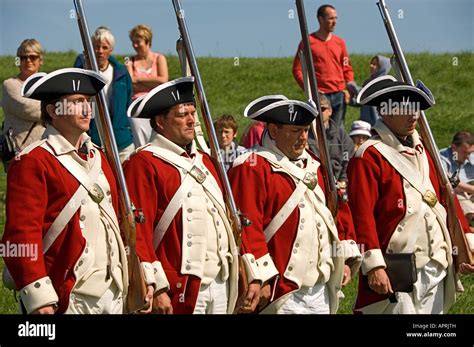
[0,52,473,314]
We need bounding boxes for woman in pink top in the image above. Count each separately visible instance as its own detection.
[126,24,169,147]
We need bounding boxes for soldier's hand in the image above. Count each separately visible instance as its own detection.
[32,304,56,314]
[341,264,351,287]
[258,283,271,310]
[152,291,173,314]
[138,285,154,314]
[239,281,261,314]
[459,263,474,273]
[368,267,393,295]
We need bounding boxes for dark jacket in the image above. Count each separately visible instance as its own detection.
[74,54,133,150]
[309,118,354,182]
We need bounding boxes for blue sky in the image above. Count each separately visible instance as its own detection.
[0,0,472,57]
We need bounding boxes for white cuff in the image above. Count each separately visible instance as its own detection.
[340,239,362,277]
[241,253,262,284]
[361,248,386,275]
[141,262,156,287]
[255,253,279,284]
[20,276,59,314]
[465,233,474,253]
[152,261,170,293]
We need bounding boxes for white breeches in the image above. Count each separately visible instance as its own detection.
[277,283,330,314]
[193,277,229,314]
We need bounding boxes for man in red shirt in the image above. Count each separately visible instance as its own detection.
[292,4,355,128]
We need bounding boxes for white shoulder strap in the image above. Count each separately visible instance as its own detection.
[354,138,381,158]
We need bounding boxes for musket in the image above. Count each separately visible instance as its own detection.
[176,38,211,154]
[171,0,248,312]
[295,0,338,216]
[377,0,473,268]
[73,0,149,312]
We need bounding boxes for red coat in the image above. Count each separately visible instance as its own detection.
[123,149,225,314]
[228,151,356,307]
[347,144,470,310]
[2,146,119,314]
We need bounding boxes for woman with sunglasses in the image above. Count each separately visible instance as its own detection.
[2,38,45,169]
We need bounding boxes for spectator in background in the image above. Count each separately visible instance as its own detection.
[74,26,134,163]
[214,114,246,171]
[126,24,169,148]
[349,120,372,155]
[310,94,353,189]
[357,55,392,126]
[440,131,474,226]
[292,4,355,128]
[240,121,265,149]
[2,39,45,169]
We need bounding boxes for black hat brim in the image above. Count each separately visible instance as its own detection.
[357,75,434,111]
[128,76,195,118]
[249,100,317,126]
[244,95,288,118]
[22,68,107,101]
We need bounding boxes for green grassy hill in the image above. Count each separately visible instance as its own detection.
[0,52,473,313]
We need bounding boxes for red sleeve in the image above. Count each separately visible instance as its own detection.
[123,153,159,264]
[2,155,48,289]
[292,41,304,90]
[341,39,354,83]
[336,200,357,242]
[228,156,270,259]
[347,154,382,251]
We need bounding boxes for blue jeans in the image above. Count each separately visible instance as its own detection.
[325,91,346,128]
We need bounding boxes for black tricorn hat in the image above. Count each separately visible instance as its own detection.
[356,75,435,112]
[128,76,195,118]
[244,95,288,118]
[247,99,317,126]
[21,68,107,101]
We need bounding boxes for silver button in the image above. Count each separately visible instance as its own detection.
[205,171,210,175]
[293,249,297,254]
[46,279,51,285]
[317,222,321,228]
[187,241,192,247]
[263,261,268,266]
[34,282,41,288]
[365,250,372,257]
[78,260,83,266]
[288,266,293,271]
[424,213,430,218]
[81,199,86,205]
[400,222,405,227]
[182,169,187,174]
[211,208,217,213]
[299,225,304,230]
[85,248,89,253]
[299,203,305,208]
[428,226,433,231]
[250,258,255,263]
[397,226,403,232]
[70,294,75,301]
[106,190,111,196]
[185,265,191,270]
[187,216,193,221]
[295,243,299,248]
[108,198,112,203]
[187,233,192,239]
[350,240,356,245]
[176,283,182,289]
[404,183,410,189]
[301,218,305,223]
[187,208,193,213]
[154,269,157,274]
[80,215,86,221]
[187,192,192,197]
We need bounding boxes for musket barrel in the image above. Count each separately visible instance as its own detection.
[172,0,242,235]
[295,0,338,215]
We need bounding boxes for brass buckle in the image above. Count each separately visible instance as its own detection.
[423,190,437,208]
[89,183,105,204]
[302,172,317,190]
[189,165,206,184]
